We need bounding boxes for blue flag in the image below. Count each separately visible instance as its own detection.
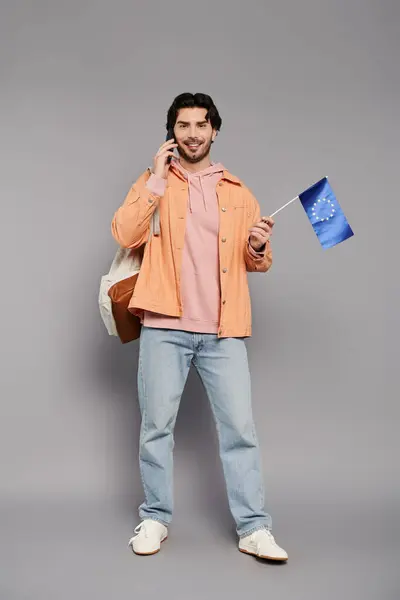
[298,177,354,249]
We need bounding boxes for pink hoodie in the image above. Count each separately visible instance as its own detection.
[141,157,264,333]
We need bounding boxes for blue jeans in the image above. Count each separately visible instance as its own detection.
[137,326,272,538]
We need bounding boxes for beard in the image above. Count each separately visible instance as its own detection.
[176,138,213,164]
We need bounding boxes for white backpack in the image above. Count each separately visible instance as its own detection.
[99,207,159,337]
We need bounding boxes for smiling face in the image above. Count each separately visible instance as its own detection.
[173,107,217,164]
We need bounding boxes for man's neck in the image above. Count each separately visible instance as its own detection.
[177,155,212,173]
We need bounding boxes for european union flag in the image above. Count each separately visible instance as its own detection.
[298,177,354,249]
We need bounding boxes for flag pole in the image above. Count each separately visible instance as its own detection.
[268,177,329,218]
[269,196,299,218]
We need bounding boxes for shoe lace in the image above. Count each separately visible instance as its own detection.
[252,528,277,547]
[127,521,150,546]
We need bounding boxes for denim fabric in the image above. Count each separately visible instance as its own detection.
[137,326,272,537]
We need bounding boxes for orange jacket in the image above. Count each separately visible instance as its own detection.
[111,166,272,338]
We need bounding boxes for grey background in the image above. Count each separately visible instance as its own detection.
[0,1,398,599]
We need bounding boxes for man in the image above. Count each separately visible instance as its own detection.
[111,93,288,561]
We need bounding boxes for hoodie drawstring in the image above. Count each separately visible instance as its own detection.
[171,159,224,214]
[187,174,207,212]
[199,176,206,211]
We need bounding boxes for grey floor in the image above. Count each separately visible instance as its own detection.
[1,494,398,600]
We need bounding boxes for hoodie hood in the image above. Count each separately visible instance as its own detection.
[170,157,225,213]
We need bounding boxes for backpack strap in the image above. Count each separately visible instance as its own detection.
[149,205,160,239]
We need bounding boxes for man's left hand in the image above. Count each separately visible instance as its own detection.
[249,216,274,251]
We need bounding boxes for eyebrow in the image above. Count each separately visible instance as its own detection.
[176,120,208,125]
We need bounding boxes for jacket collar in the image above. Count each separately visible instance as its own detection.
[221,170,242,185]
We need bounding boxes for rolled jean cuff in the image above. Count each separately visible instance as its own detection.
[239,523,272,539]
[138,515,169,528]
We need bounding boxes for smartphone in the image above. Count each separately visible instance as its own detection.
[166,128,175,164]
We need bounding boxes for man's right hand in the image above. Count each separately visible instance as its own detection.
[152,139,178,179]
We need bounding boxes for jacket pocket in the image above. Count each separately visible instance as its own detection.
[126,188,140,205]
[233,204,252,219]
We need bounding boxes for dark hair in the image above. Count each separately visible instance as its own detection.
[166,93,222,132]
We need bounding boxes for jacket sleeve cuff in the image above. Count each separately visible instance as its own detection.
[145,173,167,197]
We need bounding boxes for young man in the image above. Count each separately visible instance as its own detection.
[111,93,288,561]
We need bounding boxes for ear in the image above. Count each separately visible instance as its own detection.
[211,130,218,142]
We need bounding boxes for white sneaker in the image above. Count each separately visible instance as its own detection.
[239,528,288,561]
[128,520,168,555]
